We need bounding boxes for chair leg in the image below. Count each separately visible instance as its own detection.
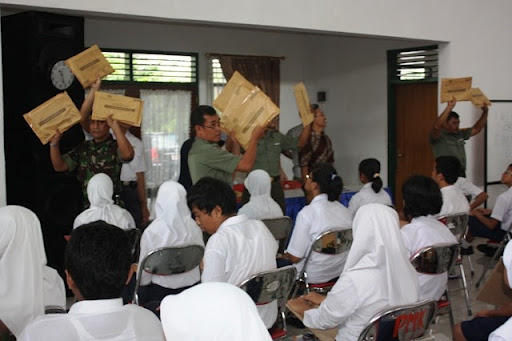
[443,289,455,336]
[475,241,506,287]
[466,255,474,277]
[458,262,472,316]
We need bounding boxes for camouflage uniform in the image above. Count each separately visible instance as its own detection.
[63,134,123,208]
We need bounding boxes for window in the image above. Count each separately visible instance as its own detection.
[100,49,198,217]
[206,57,227,104]
[389,46,438,82]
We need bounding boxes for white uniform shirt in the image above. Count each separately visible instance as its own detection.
[18,298,164,341]
[303,204,419,341]
[138,181,204,288]
[489,317,512,341]
[400,215,458,300]
[286,194,352,283]
[201,214,278,328]
[348,183,392,217]
[491,186,512,232]
[120,131,147,182]
[454,177,483,199]
[438,185,470,217]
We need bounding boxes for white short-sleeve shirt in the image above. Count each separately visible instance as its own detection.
[454,177,483,199]
[18,298,164,341]
[120,131,147,182]
[286,194,353,283]
[201,214,278,328]
[348,183,392,217]
[491,187,512,232]
[438,185,470,217]
[400,215,458,300]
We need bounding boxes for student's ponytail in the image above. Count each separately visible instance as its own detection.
[359,158,383,193]
[310,163,343,202]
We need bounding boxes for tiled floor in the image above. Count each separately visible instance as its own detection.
[285,237,501,340]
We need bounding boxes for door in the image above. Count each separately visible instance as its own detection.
[393,82,438,212]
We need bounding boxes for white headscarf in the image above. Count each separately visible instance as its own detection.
[0,206,65,337]
[489,242,512,340]
[160,282,272,341]
[138,181,204,284]
[345,203,419,306]
[238,169,283,220]
[73,173,135,230]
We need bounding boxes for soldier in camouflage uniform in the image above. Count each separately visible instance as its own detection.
[50,87,134,208]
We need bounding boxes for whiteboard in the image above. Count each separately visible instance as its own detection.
[486,101,512,182]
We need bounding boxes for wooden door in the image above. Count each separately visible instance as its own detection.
[394,82,437,212]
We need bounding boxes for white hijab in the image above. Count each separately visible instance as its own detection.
[238,169,283,220]
[489,242,512,341]
[160,282,272,341]
[345,203,419,306]
[73,173,135,230]
[0,206,65,337]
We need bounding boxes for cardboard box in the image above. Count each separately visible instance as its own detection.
[66,44,114,88]
[476,259,512,306]
[92,91,143,127]
[294,82,314,126]
[23,92,81,144]
[440,77,472,102]
[469,87,492,107]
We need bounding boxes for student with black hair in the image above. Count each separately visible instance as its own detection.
[19,221,164,341]
[348,158,392,216]
[400,175,457,300]
[432,156,470,218]
[187,177,278,329]
[283,163,352,284]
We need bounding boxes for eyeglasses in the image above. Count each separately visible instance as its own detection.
[504,170,512,176]
[202,121,221,130]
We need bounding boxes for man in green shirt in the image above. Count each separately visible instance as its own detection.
[429,99,488,174]
[188,105,265,185]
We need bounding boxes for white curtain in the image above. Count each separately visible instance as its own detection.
[140,89,191,217]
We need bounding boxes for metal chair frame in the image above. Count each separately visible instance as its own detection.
[132,244,204,305]
[239,265,297,340]
[261,216,293,255]
[358,299,438,341]
[475,224,512,288]
[295,228,352,295]
[438,213,473,316]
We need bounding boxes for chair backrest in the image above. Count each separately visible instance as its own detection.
[410,243,459,275]
[298,228,352,284]
[358,299,438,341]
[239,265,297,310]
[261,216,292,254]
[438,213,469,241]
[133,244,204,304]
[45,306,66,314]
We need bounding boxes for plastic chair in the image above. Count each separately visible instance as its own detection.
[261,217,292,254]
[132,245,204,305]
[410,243,460,332]
[358,299,438,341]
[438,213,473,315]
[44,306,66,314]
[239,265,297,340]
[295,229,352,296]
[475,224,512,288]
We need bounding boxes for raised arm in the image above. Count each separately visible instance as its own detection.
[431,100,456,139]
[235,125,266,172]
[470,191,489,210]
[49,130,69,172]
[108,117,134,161]
[471,104,489,136]
[80,78,101,133]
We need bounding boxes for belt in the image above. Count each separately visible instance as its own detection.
[123,181,137,188]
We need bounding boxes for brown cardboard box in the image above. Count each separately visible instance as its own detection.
[440,77,472,102]
[294,82,314,126]
[23,92,81,144]
[476,259,512,306]
[469,87,492,107]
[92,91,143,127]
[66,44,114,88]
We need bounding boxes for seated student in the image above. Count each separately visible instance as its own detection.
[283,163,352,284]
[0,206,66,339]
[348,158,392,216]
[137,180,204,304]
[19,221,164,341]
[238,169,284,220]
[469,163,512,255]
[455,241,512,341]
[73,173,135,230]
[455,176,488,210]
[288,204,419,341]
[187,177,278,329]
[432,156,470,218]
[400,175,458,301]
[160,282,272,341]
